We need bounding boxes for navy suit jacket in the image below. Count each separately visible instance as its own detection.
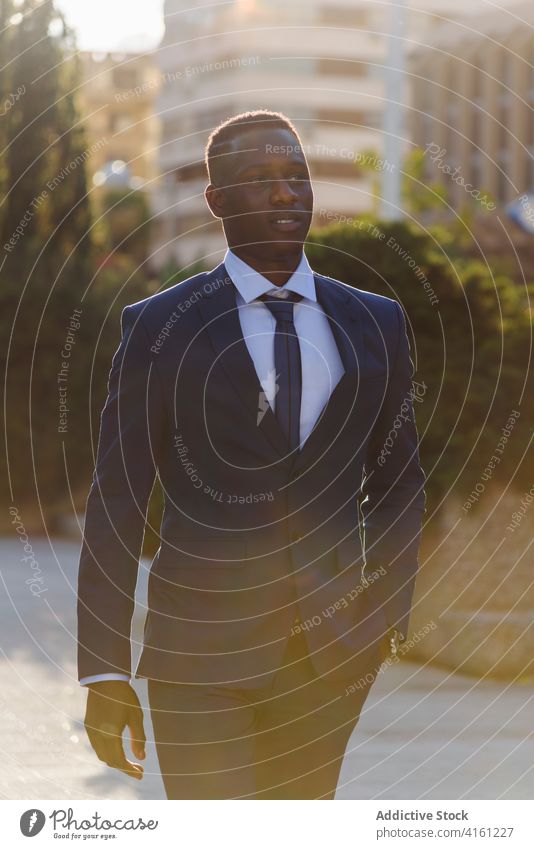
[77,262,426,687]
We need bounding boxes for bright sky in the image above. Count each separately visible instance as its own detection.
[55,0,165,52]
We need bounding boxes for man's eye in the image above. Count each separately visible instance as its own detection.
[246,173,307,184]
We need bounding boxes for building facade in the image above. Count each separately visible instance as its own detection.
[77,51,161,192]
[152,0,515,267]
[411,2,534,213]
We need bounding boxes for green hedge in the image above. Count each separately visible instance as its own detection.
[305,218,533,518]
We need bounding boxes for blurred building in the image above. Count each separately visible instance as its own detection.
[77,51,161,193]
[151,0,507,268]
[411,1,534,211]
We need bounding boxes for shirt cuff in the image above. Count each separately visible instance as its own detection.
[79,673,130,686]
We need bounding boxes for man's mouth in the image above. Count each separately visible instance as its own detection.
[269,213,305,232]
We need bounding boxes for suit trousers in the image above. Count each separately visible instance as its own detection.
[147,626,374,799]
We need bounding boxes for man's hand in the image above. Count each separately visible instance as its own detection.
[84,681,146,780]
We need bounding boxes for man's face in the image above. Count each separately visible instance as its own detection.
[205,126,314,261]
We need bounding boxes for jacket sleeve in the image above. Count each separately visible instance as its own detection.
[359,300,426,640]
[77,305,165,681]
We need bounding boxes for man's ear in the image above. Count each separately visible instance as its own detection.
[205,183,225,219]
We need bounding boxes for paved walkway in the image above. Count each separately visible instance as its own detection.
[1,536,532,800]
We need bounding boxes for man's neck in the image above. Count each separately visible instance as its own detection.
[228,247,303,287]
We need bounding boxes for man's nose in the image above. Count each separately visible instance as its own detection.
[270,178,298,204]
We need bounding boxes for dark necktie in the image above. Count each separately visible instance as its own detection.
[259,291,303,452]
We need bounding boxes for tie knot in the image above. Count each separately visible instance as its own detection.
[259,291,302,322]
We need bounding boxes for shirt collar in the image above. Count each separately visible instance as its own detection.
[223,248,317,304]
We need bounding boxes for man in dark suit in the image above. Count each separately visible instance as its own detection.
[78,109,425,799]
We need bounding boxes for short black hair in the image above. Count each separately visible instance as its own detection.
[204,109,303,186]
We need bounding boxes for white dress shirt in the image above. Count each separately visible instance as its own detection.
[225,247,344,445]
[79,248,344,686]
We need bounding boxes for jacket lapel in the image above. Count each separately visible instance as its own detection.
[314,273,364,374]
[291,274,365,473]
[196,263,289,457]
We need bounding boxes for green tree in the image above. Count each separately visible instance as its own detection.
[98,187,152,267]
[306,219,533,518]
[0,0,16,209]
[0,0,94,524]
[401,147,449,215]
